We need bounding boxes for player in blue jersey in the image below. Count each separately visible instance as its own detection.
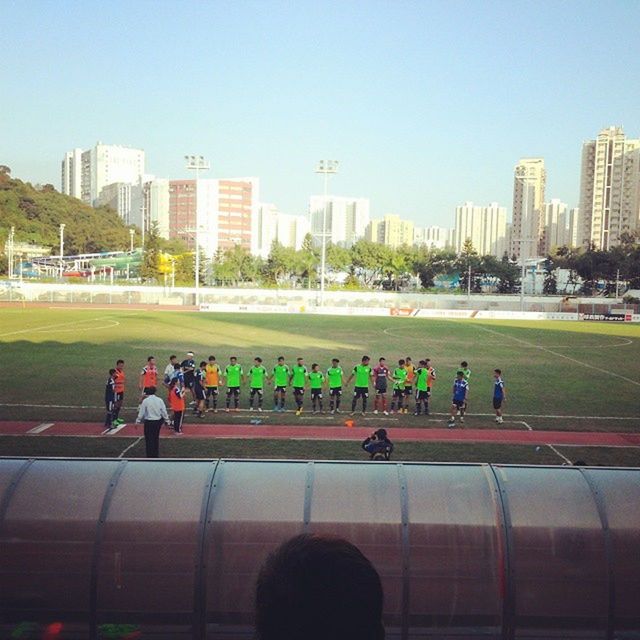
[447,370,469,428]
[493,369,506,424]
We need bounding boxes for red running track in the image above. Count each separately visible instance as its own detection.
[1,421,640,447]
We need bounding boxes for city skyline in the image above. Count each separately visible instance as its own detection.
[2,2,640,227]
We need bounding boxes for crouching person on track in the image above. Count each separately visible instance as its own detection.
[362,428,394,461]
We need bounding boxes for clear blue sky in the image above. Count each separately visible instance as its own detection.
[2,0,639,228]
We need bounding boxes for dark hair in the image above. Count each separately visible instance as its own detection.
[494,368,501,375]
[147,356,154,362]
[200,361,207,367]
[362,355,370,362]
[461,361,468,367]
[209,355,216,361]
[256,534,384,640]
[419,360,427,366]
[174,363,181,370]
[332,358,340,363]
[170,354,177,360]
[109,368,116,375]
[230,356,237,361]
[405,356,412,362]
[116,359,124,365]
[379,357,386,362]
[297,357,304,362]
[145,386,156,395]
[311,363,319,368]
[278,356,285,361]
[398,359,405,366]
[374,428,388,439]
[255,356,263,363]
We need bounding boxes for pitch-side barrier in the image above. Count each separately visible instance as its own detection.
[199,303,640,322]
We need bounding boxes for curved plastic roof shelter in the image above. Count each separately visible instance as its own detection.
[0,458,638,639]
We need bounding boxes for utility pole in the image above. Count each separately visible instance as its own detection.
[59,223,66,280]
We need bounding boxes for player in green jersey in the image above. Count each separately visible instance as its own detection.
[413,360,430,416]
[248,357,268,411]
[391,359,408,413]
[327,358,344,414]
[272,356,290,412]
[308,363,325,413]
[290,357,308,416]
[346,355,372,415]
[224,356,244,412]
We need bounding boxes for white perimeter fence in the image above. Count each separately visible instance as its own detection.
[1,281,638,322]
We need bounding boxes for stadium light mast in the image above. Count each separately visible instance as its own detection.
[315,159,339,306]
[8,226,15,279]
[185,155,211,307]
[59,223,66,280]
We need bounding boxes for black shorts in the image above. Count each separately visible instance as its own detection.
[393,388,404,398]
[184,377,195,389]
[293,386,305,395]
[330,387,342,396]
[194,386,206,400]
[416,390,429,400]
[493,397,503,410]
[353,386,368,398]
[275,385,287,393]
[311,389,323,398]
[403,386,413,396]
[250,387,264,396]
[375,386,387,396]
[205,387,218,397]
[452,399,465,409]
[226,386,240,397]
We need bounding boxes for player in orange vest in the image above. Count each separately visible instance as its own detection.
[139,356,158,400]
[112,359,126,426]
[168,377,186,434]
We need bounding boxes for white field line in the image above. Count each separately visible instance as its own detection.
[34,320,120,334]
[476,325,640,388]
[546,444,573,464]
[515,420,533,431]
[382,326,633,349]
[26,422,55,434]
[0,316,116,338]
[118,436,143,458]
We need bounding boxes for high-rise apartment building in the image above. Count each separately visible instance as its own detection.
[454,202,508,257]
[511,158,546,259]
[309,196,370,247]
[144,177,259,257]
[366,214,414,248]
[255,204,310,257]
[542,199,568,253]
[413,226,451,250]
[76,143,145,205]
[578,126,640,250]
[568,208,579,247]
[60,148,83,199]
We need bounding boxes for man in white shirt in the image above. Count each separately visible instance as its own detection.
[163,355,178,388]
[136,387,169,458]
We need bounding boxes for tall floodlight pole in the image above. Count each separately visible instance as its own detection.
[59,223,66,280]
[315,160,339,306]
[8,226,15,279]
[185,155,211,307]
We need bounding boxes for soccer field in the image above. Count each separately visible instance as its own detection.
[0,305,639,464]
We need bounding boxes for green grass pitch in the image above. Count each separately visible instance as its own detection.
[0,306,639,464]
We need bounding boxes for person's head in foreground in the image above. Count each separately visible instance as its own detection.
[255,533,385,640]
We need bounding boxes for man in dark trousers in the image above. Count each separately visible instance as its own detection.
[135,386,169,458]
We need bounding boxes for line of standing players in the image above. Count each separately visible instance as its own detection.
[104,352,507,434]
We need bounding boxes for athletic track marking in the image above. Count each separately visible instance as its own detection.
[1,402,638,421]
[1,421,639,449]
[475,325,640,388]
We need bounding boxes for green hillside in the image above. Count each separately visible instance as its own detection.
[0,165,135,256]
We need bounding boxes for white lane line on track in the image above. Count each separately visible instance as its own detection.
[515,421,533,431]
[102,423,128,435]
[26,422,55,434]
[119,436,143,458]
[475,325,640,388]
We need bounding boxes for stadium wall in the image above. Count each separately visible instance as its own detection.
[1,281,638,320]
